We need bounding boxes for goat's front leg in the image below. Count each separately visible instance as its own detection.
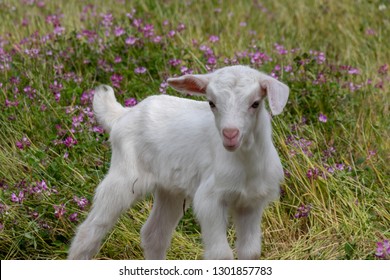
[233,205,264,260]
[194,183,233,260]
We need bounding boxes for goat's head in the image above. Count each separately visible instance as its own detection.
[168,65,289,152]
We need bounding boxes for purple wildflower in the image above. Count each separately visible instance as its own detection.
[101,13,113,28]
[63,136,77,148]
[169,58,182,67]
[180,66,193,75]
[177,23,186,32]
[53,204,66,218]
[92,126,104,134]
[73,196,89,210]
[322,146,336,160]
[365,28,376,36]
[31,180,48,194]
[378,64,388,75]
[326,165,335,174]
[335,163,345,171]
[348,68,360,75]
[124,98,137,107]
[11,191,25,203]
[375,239,390,259]
[319,113,327,123]
[274,43,288,55]
[114,26,125,37]
[132,18,142,28]
[31,211,39,219]
[294,204,311,218]
[286,135,313,157]
[159,81,168,94]
[134,67,147,74]
[209,35,219,43]
[15,136,31,150]
[53,26,65,36]
[69,212,79,222]
[142,24,155,38]
[111,73,123,88]
[125,36,137,45]
[152,36,162,43]
[72,114,84,128]
[284,65,292,72]
[207,56,217,65]
[306,167,319,180]
[367,149,377,159]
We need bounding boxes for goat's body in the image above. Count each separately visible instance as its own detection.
[109,94,281,204]
[68,66,287,260]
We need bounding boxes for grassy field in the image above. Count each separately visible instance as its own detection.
[0,0,389,260]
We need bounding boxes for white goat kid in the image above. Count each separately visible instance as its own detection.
[67,65,289,260]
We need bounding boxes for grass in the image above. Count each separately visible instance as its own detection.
[0,0,389,260]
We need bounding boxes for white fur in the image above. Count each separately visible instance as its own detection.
[67,65,289,260]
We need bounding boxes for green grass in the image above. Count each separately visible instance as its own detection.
[0,0,389,260]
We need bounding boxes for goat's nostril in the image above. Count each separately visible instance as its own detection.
[223,128,239,139]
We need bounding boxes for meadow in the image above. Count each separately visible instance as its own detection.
[0,0,389,260]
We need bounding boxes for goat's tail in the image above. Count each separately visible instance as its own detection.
[93,85,127,133]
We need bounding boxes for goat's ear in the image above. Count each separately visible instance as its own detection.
[260,76,289,115]
[167,74,211,96]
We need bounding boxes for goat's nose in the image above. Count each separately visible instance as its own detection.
[222,128,239,139]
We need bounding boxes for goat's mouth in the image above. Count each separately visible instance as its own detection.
[223,137,241,152]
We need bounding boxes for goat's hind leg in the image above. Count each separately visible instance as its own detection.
[141,189,186,259]
[68,172,139,260]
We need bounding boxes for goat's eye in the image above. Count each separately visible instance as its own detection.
[208,101,216,108]
[251,101,260,109]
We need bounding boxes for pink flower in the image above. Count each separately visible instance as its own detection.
[159,81,168,94]
[365,28,376,36]
[306,167,319,180]
[152,36,162,43]
[335,163,345,171]
[69,212,78,222]
[54,204,66,218]
[63,136,77,148]
[274,43,288,55]
[114,26,125,37]
[111,73,123,88]
[101,13,113,27]
[124,98,137,107]
[169,59,182,67]
[209,35,219,43]
[294,204,311,218]
[348,68,360,75]
[73,196,89,209]
[207,56,217,65]
[11,191,25,203]
[134,67,146,74]
[319,113,327,123]
[53,26,65,36]
[378,64,388,75]
[16,136,31,150]
[177,23,186,32]
[375,239,390,259]
[125,36,137,45]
